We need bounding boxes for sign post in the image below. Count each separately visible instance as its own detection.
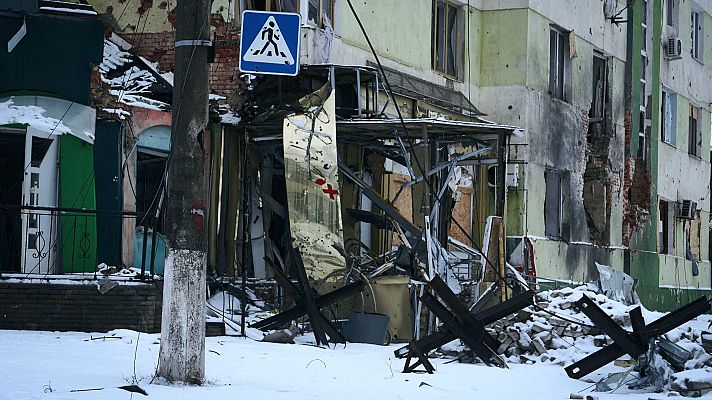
[239,10,301,76]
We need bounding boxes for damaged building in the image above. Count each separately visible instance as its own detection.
[0,0,710,335]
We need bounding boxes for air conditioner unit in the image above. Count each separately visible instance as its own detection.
[664,37,683,60]
[678,200,696,220]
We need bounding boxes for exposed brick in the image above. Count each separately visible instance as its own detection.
[0,282,163,333]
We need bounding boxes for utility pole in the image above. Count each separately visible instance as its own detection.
[156,0,210,384]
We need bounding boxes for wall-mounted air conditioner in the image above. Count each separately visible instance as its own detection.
[678,200,696,220]
[664,37,683,60]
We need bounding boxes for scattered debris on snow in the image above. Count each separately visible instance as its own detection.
[435,271,712,397]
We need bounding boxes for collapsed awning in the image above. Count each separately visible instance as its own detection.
[0,95,96,144]
[336,117,520,141]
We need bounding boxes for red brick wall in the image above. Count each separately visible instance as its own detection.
[121,14,241,105]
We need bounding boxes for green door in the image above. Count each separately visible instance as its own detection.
[59,135,97,273]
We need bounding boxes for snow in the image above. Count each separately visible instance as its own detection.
[0,329,684,400]
[0,97,71,134]
[38,6,98,15]
[100,39,169,112]
[220,112,241,125]
[2,283,712,398]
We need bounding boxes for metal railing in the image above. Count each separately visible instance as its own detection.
[0,204,162,280]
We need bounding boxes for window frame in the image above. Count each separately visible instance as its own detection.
[238,0,334,28]
[305,0,334,28]
[431,0,462,79]
[688,104,702,157]
[659,199,676,255]
[661,87,677,146]
[548,25,570,101]
[544,169,564,239]
[666,0,679,31]
[690,5,703,62]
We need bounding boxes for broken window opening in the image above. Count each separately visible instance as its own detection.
[307,0,334,28]
[691,5,703,61]
[661,87,677,145]
[548,25,570,101]
[590,53,608,123]
[432,0,463,79]
[544,169,565,239]
[659,199,675,255]
[666,0,679,31]
[688,104,702,157]
[240,0,334,24]
[240,0,296,12]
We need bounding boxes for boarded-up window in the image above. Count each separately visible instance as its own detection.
[687,213,701,261]
[545,169,563,238]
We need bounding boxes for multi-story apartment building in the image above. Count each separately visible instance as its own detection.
[625,0,712,309]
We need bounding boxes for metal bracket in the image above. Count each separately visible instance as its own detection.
[175,39,213,48]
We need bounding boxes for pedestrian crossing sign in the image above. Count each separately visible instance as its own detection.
[239,10,301,76]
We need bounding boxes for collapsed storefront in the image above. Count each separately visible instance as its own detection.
[209,65,523,343]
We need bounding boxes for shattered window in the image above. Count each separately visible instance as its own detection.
[666,0,679,29]
[691,6,703,61]
[307,0,334,27]
[432,0,462,78]
[241,0,298,13]
[544,169,563,238]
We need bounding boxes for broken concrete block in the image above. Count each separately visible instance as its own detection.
[507,330,521,342]
[535,331,552,343]
[549,316,569,327]
[516,309,533,322]
[518,331,532,349]
[505,347,521,357]
[701,331,712,354]
[671,367,712,392]
[497,332,508,342]
[536,301,550,309]
[563,329,584,338]
[497,338,514,354]
[556,326,566,336]
[532,337,547,355]
[262,328,297,343]
[531,321,553,333]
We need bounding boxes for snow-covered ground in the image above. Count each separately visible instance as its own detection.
[2,328,709,400]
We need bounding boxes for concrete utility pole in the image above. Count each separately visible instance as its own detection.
[156,0,210,384]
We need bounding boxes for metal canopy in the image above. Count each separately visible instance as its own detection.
[336,118,518,140]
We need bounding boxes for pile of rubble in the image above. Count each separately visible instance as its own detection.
[439,283,712,395]
[488,284,627,365]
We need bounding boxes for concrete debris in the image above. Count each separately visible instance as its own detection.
[595,262,639,306]
[670,367,712,395]
[432,282,712,397]
[262,324,299,344]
